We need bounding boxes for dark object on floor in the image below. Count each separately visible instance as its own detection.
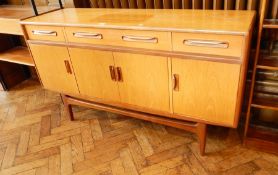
[0,0,7,5]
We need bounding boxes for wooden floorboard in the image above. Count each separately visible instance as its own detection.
[0,79,277,175]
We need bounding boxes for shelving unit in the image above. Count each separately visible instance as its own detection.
[0,5,61,35]
[0,46,34,66]
[244,0,278,154]
[252,95,278,110]
[0,4,63,66]
[257,56,278,70]
[263,19,278,29]
[0,2,62,90]
[0,6,34,67]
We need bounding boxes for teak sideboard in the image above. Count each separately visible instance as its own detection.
[20,8,255,155]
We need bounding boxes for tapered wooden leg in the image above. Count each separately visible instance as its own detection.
[61,94,74,121]
[196,123,207,156]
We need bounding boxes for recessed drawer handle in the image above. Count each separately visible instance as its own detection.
[73,32,103,39]
[122,35,158,43]
[32,30,57,36]
[183,39,229,48]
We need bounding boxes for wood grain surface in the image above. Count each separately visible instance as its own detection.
[21,8,255,35]
[172,58,241,126]
[69,48,120,102]
[28,44,79,95]
[113,52,170,112]
[0,79,276,175]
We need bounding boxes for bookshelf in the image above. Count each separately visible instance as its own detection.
[244,0,278,154]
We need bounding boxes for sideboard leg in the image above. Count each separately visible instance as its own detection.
[196,123,207,156]
[61,94,74,121]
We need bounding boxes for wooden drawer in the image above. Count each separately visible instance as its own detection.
[172,32,244,58]
[65,27,109,45]
[25,25,65,42]
[65,27,172,51]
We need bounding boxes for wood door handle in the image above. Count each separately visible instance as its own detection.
[116,67,123,82]
[172,74,179,91]
[109,66,116,81]
[64,60,72,74]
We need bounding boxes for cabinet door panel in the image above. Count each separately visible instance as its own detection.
[69,48,119,101]
[29,44,79,94]
[114,52,170,112]
[172,58,240,126]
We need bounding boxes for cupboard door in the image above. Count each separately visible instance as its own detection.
[69,48,120,101]
[29,44,79,94]
[113,52,170,112]
[172,58,240,126]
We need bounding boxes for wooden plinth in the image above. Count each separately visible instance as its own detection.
[61,94,207,156]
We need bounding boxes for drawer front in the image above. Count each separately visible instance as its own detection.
[65,27,109,45]
[25,25,65,42]
[172,32,244,58]
[65,27,172,51]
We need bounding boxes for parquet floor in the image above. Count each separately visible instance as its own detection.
[0,79,277,175]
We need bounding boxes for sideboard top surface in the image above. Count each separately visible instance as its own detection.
[21,8,256,35]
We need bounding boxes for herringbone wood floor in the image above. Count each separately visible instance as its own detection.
[0,79,277,175]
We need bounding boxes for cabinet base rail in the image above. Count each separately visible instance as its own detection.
[61,94,207,155]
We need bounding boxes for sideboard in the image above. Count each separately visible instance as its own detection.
[20,8,255,155]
